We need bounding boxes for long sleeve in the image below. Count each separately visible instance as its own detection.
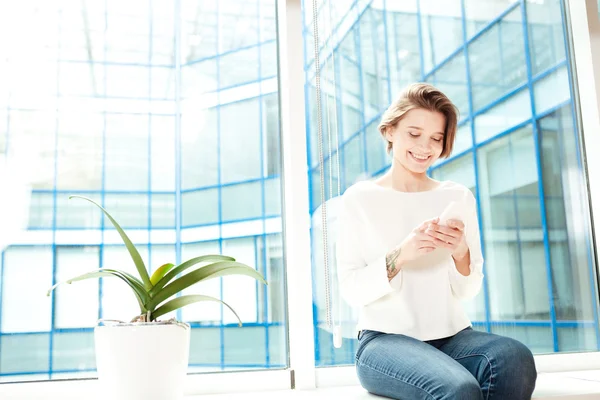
[336,194,395,307]
[448,191,484,300]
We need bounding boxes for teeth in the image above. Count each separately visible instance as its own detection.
[410,152,429,160]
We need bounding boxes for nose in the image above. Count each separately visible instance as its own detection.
[414,139,432,153]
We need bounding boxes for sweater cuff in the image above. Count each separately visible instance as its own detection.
[449,260,471,279]
[448,261,484,299]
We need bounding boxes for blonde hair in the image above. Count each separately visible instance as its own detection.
[377,83,459,159]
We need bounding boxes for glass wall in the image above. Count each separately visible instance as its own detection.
[0,0,287,381]
[305,0,600,366]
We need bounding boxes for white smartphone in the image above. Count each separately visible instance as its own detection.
[438,201,462,226]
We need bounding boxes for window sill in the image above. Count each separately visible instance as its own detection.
[186,372,600,400]
[3,353,600,399]
[4,371,598,400]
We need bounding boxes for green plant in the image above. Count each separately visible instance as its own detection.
[47,196,266,325]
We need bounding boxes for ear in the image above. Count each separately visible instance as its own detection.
[384,126,394,142]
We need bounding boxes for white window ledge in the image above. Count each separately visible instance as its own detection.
[3,370,600,399]
[2,372,599,400]
[3,354,600,399]
[187,373,600,400]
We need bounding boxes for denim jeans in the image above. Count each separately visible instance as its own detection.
[356,327,537,400]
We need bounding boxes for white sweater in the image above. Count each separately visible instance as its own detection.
[336,180,484,341]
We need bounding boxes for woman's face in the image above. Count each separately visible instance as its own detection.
[385,108,446,174]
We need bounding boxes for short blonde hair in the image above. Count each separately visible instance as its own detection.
[378,83,459,159]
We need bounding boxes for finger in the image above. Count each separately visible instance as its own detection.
[431,237,454,249]
[425,228,456,243]
[446,219,465,231]
[417,234,441,246]
[416,232,438,241]
[417,217,440,232]
[429,223,461,237]
[417,244,436,252]
[426,226,460,244]
[418,240,439,249]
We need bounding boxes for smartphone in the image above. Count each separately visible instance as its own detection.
[438,201,462,226]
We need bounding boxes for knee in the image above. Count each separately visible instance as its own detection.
[503,339,537,378]
[357,362,482,400]
[446,377,482,400]
[495,338,537,395]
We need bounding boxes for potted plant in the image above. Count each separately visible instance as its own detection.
[47,196,267,400]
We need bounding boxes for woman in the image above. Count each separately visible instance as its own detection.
[336,83,537,399]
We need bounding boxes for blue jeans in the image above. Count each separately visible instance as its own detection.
[356,327,537,400]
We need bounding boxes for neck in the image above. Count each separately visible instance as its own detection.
[385,160,433,192]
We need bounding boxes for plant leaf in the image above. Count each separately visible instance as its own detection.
[69,195,153,290]
[149,255,235,297]
[151,295,242,326]
[147,261,266,310]
[150,263,174,285]
[119,270,148,292]
[47,269,148,313]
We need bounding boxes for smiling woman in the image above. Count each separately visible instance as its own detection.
[334,82,537,399]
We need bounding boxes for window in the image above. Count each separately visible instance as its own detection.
[2,0,600,393]
[419,0,464,73]
[468,7,527,111]
[305,0,599,367]
[425,52,470,119]
[526,0,566,76]
[0,0,286,382]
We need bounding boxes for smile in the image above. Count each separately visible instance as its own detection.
[408,151,431,162]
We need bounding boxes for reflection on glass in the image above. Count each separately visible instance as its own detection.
[477,127,550,324]
[526,0,566,76]
[533,66,571,115]
[464,0,519,39]
[474,88,532,143]
[366,120,388,176]
[342,136,364,192]
[220,99,262,184]
[468,8,526,111]
[477,123,599,353]
[218,47,260,89]
[0,0,286,382]
[539,106,598,351]
[426,52,469,118]
[387,5,421,91]
[454,122,474,155]
[419,0,464,73]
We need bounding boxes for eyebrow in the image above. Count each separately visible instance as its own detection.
[407,126,444,136]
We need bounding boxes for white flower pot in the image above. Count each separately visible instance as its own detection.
[94,322,191,400]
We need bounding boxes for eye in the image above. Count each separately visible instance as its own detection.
[408,132,419,137]
[432,137,443,143]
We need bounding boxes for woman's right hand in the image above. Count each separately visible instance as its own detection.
[386,218,439,279]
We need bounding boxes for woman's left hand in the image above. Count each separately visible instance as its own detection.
[425,219,469,260]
